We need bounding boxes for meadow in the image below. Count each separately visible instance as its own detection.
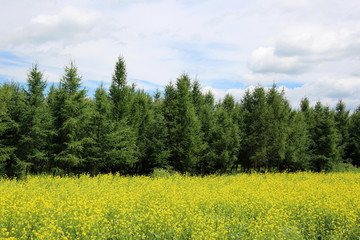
[0,172,360,239]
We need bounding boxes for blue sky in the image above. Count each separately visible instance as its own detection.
[1,0,360,109]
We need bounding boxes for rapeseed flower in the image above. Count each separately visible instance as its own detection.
[0,173,359,239]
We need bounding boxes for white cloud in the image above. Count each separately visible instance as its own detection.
[247,24,360,76]
[0,65,28,82]
[281,76,360,109]
[275,25,360,59]
[282,0,310,9]
[248,47,307,74]
[2,0,360,109]
[4,6,100,46]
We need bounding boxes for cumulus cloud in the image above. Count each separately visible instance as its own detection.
[247,25,360,75]
[282,0,310,9]
[307,77,360,99]
[280,76,360,110]
[4,6,100,46]
[246,21,360,107]
[247,47,308,74]
[275,25,360,59]
[2,0,360,109]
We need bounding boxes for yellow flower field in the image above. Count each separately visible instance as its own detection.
[0,172,360,239]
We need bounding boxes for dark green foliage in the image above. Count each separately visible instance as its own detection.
[132,90,169,174]
[285,111,311,171]
[128,90,155,174]
[240,86,270,171]
[0,84,17,176]
[109,56,133,121]
[18,64,53,174]
[191,79,203,115]
[48,62,91,174]
[0,83,27,178]
[26,64,47,106]
[81,85,139,175]
[0,57,359,177]
[265,85,291,171]
[164,74,204,173]
[104,120,138,174]
[60,61,82,95]
[196,91,216,174]
[335,100,351,163]
[349,107,360,167]
[84,85,111,175]
[310,102,341,171]
[207,95,240,173]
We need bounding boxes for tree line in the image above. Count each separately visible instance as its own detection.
[1,56,360,178]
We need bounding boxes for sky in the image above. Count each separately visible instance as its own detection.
[1,0,360,109]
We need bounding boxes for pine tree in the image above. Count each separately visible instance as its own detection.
[18,64,53,174]
[196,91,216,174]
[0,83,27,177]
[238,90,253,171]
[0,84,17,176]
[209,95,240,173]
[285,111,311,171]
[128,90,153,174]
[266,85,291,171]
[136,91,169,173]
[49,61,90,174]
[109,56,133,121]
[311,102,341,171]
[300,97,314,128]
[60,61,82,95]
[299,97,316,165]
[164,74,204,173]
[240,86,270,171]
[335,100,351,163]
[233,101,245,172]
[104,120,138,174]
[191,79,204,115]
[84,85,112,175]
[84,84,139,175]
[349,106,360,167]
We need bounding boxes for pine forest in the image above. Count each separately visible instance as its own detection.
[1,56,360,178]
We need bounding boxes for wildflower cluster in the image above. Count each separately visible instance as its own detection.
[0,172,359,239]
